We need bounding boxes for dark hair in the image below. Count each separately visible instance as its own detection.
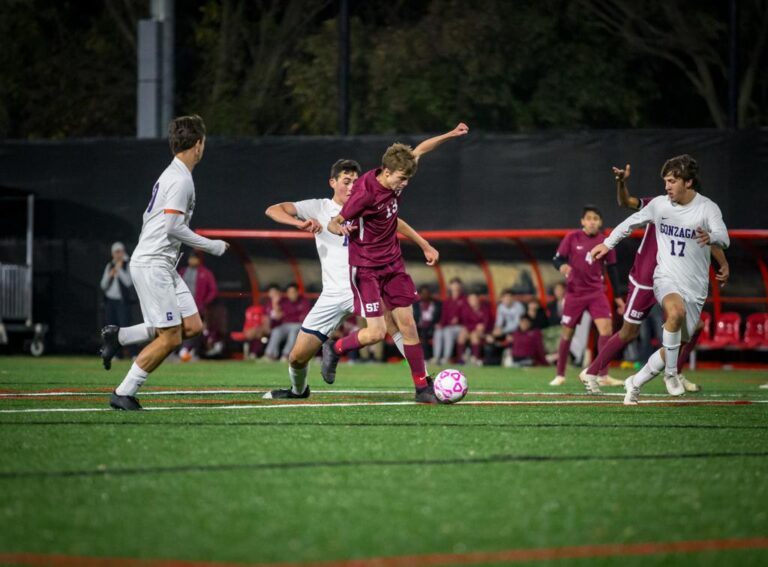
[382,143,418,177]
[330,159,362,180]
[266,283,280,292]
[519,315,532,325]
[661,154,700,190]
[285,282,298,291]
[449,277,463,285]
[169,115,206,155]
[582,205,602,219]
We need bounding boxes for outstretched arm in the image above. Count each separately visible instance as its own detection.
[265,202,321,233]
[165,211,228,256]
[397,218,439,265]
[613,164,640,210]
[412,123,469,161]
[592,204,654,260]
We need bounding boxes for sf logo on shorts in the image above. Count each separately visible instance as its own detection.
[364,302,380,314]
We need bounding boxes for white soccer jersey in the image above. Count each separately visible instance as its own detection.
[293,198,351,295]
[132,158,195,268]
[605,193,729,303]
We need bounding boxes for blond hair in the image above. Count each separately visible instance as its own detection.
[381,143,418,177]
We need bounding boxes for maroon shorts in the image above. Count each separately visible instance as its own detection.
[623,278,657,324]
[350,257,418,317]
[560,292,612,328]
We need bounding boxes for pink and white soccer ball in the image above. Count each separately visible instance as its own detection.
[433,369,468,404]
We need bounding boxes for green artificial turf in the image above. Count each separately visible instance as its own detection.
[0,356,766,566]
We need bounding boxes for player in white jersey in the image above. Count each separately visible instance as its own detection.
[592,155,730,405]
[261,159,439,399]
[100,115,228,410]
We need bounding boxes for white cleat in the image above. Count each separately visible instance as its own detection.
[678,374,701,393]
[624,376,640,405]
[664,373,686,396]
[549,375,566,386]
[578,369,603,395]
[597,375,624,387]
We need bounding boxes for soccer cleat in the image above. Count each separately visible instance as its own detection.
[263,386,310,400]
[578,369,603,395]
[549,375,566,386]
[99,325,120,370]
[678,374,701,393]
[109,390,143,411]
[663,373,685,396]
[597,375,624,387]
[321,341,340,384]
[623,376,640,405]
[415,377,439,404]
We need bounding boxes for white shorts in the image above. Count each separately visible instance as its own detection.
[300,291,354,341]
[653,276,704,340]
[130,264,198,328]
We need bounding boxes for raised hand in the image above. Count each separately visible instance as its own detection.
[613,164,631,181]
[423,244,440,266]
[451,123,469,137]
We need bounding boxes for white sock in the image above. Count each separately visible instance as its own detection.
[115,362,149,396]
[289,365,308,395]
[662,328,681,376]
[118,324,155,346]
[633,349,665,387]
[391,332,405,357]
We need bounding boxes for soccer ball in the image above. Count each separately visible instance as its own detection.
[433,369,468,404]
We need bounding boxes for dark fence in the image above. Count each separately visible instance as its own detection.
[0,130,765,353]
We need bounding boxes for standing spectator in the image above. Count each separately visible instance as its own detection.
[509,315,548,366]
[432,277,466,364]
[178,252,219,360]
[457,292,492,365]
[527,300,549,329]
[265,283,311,361]
[100,242,134,356]
[547,282,566,326]
[413,285,441,360]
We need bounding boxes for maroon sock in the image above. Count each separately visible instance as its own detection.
[456,342,466,364]
[334,331,361,355]
[678,328,702,372]
[597,335,610,376]
[471,342,482,360]
[587,333,626,376]
[403,343,428,389]
[556,338,571,376]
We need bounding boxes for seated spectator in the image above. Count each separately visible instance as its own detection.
[241,303,269,358]
[265,283,312,361]
[457,292,492,365]
[413,285,441,360]
[509,315,548,366]
[491,290,525,339]
[432,277,466,364]
[178,252,219,361]
[547,282,566,326]
[527,300,549,329]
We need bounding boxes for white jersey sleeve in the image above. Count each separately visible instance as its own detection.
[293,199,323,221]
[703,200,730,250]
[604,198,657,249]
[165,178,194,214]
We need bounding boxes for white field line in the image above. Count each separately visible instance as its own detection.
[0,399,765,414]
[0,389,757,399]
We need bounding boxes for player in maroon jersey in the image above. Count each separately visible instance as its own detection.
[327,123,469,403]
[579,164,730,393]
[549,206,624,393]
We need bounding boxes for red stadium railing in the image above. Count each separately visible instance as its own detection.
[197,228,768,320]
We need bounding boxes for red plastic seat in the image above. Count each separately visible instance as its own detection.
[743,313,768,349]
[230,305,267,355]
[696,311,716,349]
[709,312,742,348]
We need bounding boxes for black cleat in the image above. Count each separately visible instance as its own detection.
[109,390,143,411]
[262,386,310,400]
[415,376,439,404]
[321,341,340,384]
[100,325,120,370]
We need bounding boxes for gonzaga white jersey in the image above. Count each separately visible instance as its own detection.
[132,158,195,268]
[605,193,729,302]
[294,198,351,295]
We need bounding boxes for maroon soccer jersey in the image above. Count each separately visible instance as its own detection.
[556,230,616,296]
[459,301,492,330]
[340,168,402,268]
[280,297,311,324]
[439,295,466,326]
[627,197,658,287]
